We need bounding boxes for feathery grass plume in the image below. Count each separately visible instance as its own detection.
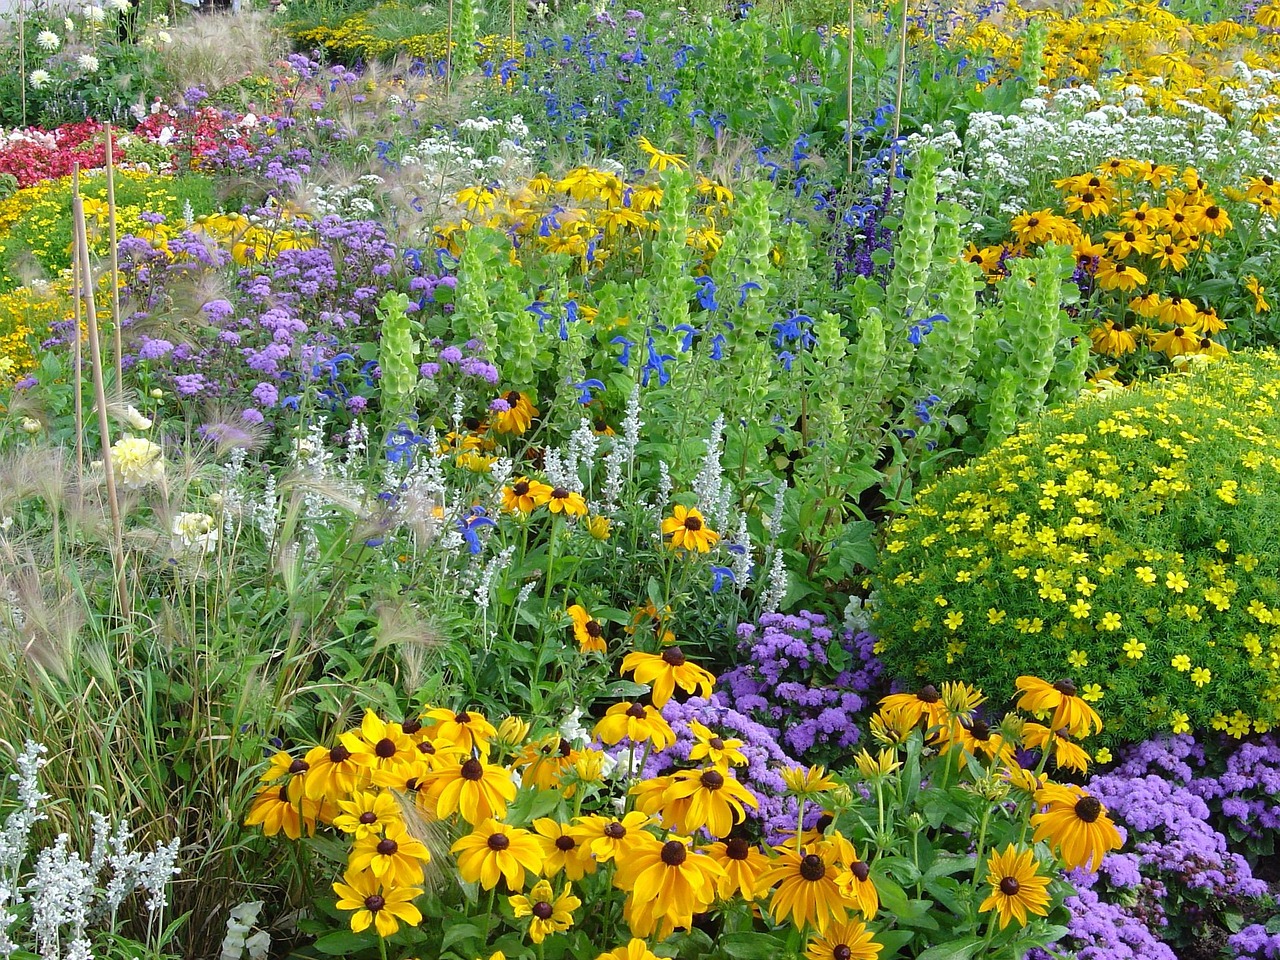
[371,598,442,655]
[156,11,289,98]
[0,445,67,519]
[0,553,85,682]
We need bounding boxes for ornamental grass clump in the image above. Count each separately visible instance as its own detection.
[875,350,1280,744]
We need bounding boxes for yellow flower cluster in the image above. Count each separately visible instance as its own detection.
[191,211,315,266]
[0,170,202,290]
[247,670,1116,952]
[438,165,733,275]
[954,0,1280,121]
[0,282,64,384]
[291,7,520,68]
[976,160,1270,370]
[875,351,1280,742]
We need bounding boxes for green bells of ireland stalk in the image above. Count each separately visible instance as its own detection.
[376,290,418,432]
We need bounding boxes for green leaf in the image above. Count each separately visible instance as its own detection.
[717,933,788,959]
[914,937,985,960]
[440,921,483,950]
[310,930,374,955]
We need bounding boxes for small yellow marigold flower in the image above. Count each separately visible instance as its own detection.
[1068,650,1089,668]
[1171,711,1191,734]
[1190,667,1211,688]
[1172,654,1192,672]
[1099,612,1122,632]
[1166,570,1190,593]
[1094,747,1113,764]
[943,611,964,631]
[987,608,1006,624]
[1122,638,1146,660]
[1081,684,1103,703]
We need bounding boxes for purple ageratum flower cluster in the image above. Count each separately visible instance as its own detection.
[1230,924,1280,959]
[117,214,422,419]
[1089,735,1270,901]
[638,696,815,844]
[1027,881,1177,960]
[717,611,882,764]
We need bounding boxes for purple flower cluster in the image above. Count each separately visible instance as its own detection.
[113,213,435,424]
[717,611,881,764]
[1029,881,1176,960]
[1231,924,1280,959]
[639,696,812,843]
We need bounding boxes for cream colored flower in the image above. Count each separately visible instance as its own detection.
[172,512,218,553]
[122,405,153,430]
[111,436,164,489]
[36,31,61,50]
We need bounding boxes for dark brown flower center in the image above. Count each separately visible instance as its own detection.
[418,741,436,754]
[1124,232,1136,242]
[999,876,1021,896]
[464,416,482,431]
[1053,680,1078,697]
[505,391,521,406]
[585,620,602,637]
[660,840,687,866]
[551,487,569,499]
[276,785,290,803]
[1206,205,1221,219]
[1174,326,1186,337]
[604,822,627,839]
[532,901,554,920]
[375,738,397,759]
[969,720,992,742]
[329,744,351,763]
[799,853,827,881]
[401,717,422,735]
[487,832,511,851]
[376,838,398,856]
[456,711,471,724]
[662,647,686,667]
[626,702,648,719]
[849,859,870,882]
[710,737,725,750]
[834,947,852,960]
[725,838,751,860]
[1027,217,1040,227]
[364,894,385,912]
[918,684,941,703]
[700,769,725,790]
[461,758,484,781]
[1082,191,1097,203]
[1200,338,1212,349]
[359,812,378,824]
[555,835,576,851]
[1075,796,1103,823]
[513,481,530,496]
[683,515,703,531]
[288,758,309,775]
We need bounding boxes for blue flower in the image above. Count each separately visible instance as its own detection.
[675,324,698,352]
[738,281,761,307]
[458,507,496,555]
[573,378,606,404]
[710,332,726,360]
[695,276,719,311]
[907,313,949,346]
[777,350,795,371]
[312,352,355,382]
[771,312,814,349]
[611,335,635,367]
[642,336,676,387]
[711,565,736,593]
[527,301,552,332]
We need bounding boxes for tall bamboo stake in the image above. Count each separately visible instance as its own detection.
[846,0,855,177]
[446,0,454,98]
[72,182,130,620]
[105,125,123,387]
[72,166,85,477]
[18,0,27,128]
[893,0,910,142]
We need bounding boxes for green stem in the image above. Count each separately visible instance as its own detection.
[795,797,807,857]
[481,884,497,945]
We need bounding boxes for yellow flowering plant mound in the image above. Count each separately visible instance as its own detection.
[953,0,1280,121]
[976,160,1274,379]
[0,170,218,293]
[875,350,1280,744]
[243,661,1122,959]
[290,4,520,68]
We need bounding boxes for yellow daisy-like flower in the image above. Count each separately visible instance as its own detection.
[1191,666,1212,688]
[1246,275,1270,313]
[340,711,418,776]
[661,504,720,552]
[302,741,369,803]
[703,837,772,901]
[502,477,554,514]
[1031,784,1124,871]
[491,391,539,435]
[546,486,589,516]
[422,707,497,757]
[834,853,879,919]
[687,721,748,768]
[804,919,883,960]
[877,685,947,732]
[659,766,759,838]
[422,755,517,825]
[1171,710,1191,734]
[451,819,544,890]
[619,648,715,708]
[333,790,402,840]
[593,701,677,750]
[533,817,598,881]
[1014,676,1103,738]
[615,833,724,937]
[978,845,1052,929]
[760,844,848,934]
[569,811,652,863]
[510,879,581,944]
[781,765,839,798]
[1022,722,1091,774]
[636,136,687,172]
[568,603,608,654]
[1171,654,1192,672]
[596,940,659,960]
[332,867,422,938]
[349,820,432,886]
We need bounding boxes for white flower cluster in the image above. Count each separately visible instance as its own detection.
[0,744,181,960]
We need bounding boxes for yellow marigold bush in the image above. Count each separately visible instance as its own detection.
[874,351,1280,744]
[291,6,520,67]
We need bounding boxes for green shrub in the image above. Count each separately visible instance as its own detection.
[874,351,1280,745]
